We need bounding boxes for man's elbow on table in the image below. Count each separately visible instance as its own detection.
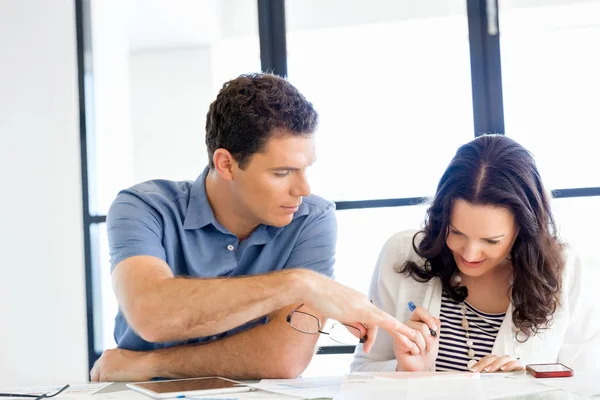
[125,299,191,344]
[262,345,315,379]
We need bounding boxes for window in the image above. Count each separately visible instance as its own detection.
[286,0,474,200]
[284,8,475,354]
[78,0,261,367]
[552,196,600,268]
[500,0,600,189]
[77,0,600,373]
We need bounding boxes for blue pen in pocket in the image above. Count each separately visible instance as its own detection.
[407,301,437,338]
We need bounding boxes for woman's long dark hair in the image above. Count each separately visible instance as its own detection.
[401,134,563,337]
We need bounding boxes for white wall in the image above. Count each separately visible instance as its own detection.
[129,47,212,184]
[0,0,88,386]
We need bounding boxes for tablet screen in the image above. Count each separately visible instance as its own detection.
[134,378,240,394]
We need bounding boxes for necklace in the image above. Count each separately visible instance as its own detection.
[453,273,520,370]
[451,274,477,369]
[461,302,478,370]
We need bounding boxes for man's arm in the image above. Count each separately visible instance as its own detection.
[91,303,322,382]
[113,256,306,343]
[114,255,419,354]
[109,193,419,352]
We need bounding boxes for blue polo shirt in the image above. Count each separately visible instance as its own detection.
[106,167,337,351]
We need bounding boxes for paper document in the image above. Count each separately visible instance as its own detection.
[348,371,481,380]
[533,372,600,397]
[188,391,299,399]
[249,376,344,399]
[94,389,149,400]
[334,373,556,400]
[0,383,111,397]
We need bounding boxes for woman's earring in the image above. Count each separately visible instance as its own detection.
[452,273,462,285]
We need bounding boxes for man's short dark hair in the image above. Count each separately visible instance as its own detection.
[205,73,319,169]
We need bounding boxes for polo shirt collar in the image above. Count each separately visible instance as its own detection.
[183,166,311,236]
[183,167,215,230]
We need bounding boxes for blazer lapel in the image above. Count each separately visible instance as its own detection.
[424,278,442,318]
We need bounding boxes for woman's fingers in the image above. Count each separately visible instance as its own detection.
[499,360,525,372]
[407,320,437,352]
[393,332,420,355]
[405,328,426,355]
[410,306,439,335]
[470,355,497,372]
[470,354,522,373]
[486,355,516,372]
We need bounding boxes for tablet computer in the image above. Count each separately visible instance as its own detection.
[126,377,253,398]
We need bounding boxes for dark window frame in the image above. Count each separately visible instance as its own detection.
[76,0,600,371]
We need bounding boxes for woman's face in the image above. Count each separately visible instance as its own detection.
[446,199,519,279]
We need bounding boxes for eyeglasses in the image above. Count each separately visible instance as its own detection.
[286,304,367,345]
[0,385,70,400]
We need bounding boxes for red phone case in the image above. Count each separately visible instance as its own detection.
[526,363,574,378]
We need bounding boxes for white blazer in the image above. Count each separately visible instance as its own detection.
[351,230,600,373]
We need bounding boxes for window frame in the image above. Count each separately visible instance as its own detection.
[75,0,600,370]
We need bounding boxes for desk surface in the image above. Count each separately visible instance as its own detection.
[3,372,599,400]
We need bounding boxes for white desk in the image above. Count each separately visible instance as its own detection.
[3,372,599,400]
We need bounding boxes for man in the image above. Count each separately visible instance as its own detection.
[91,73,420,382]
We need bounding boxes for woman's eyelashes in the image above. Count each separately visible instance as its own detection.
[449,228,462,236]
[450,228,500,245]
[484,239,501,245]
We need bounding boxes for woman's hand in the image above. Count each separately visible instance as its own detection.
[393,306,440,371]
[469,354,524,373]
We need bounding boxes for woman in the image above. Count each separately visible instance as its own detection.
[351,134,600,373]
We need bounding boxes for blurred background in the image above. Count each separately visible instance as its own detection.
[1,0,599,386]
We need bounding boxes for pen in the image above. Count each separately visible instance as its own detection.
[407,301,437,338]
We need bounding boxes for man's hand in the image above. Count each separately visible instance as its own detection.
[91,348,155,382]
[299,270,419,354]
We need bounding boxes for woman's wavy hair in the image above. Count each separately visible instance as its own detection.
[400,134,564,338]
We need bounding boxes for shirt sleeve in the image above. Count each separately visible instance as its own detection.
[106,190,167,271]
[557,249,600,371]
[283,206,337,279]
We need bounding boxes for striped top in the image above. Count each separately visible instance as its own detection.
[436,291,506,372]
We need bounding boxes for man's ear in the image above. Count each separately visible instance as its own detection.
[212,149,238,181]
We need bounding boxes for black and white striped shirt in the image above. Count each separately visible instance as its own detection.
[436,291,506,372]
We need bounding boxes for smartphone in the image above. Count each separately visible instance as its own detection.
[526,363,574,378]
[126,377,253,398]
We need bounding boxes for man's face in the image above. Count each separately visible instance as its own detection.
[231,131,316,228]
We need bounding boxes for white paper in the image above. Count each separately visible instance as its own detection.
[348,371,481,380]
[0,383,111,397]
[333,373,558,400]
[93,389,149,400]
[249,376,344,399]
[188,390,296,399]
[479,378,557,400]
[533,373,600,397]
[334,374,483,400]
